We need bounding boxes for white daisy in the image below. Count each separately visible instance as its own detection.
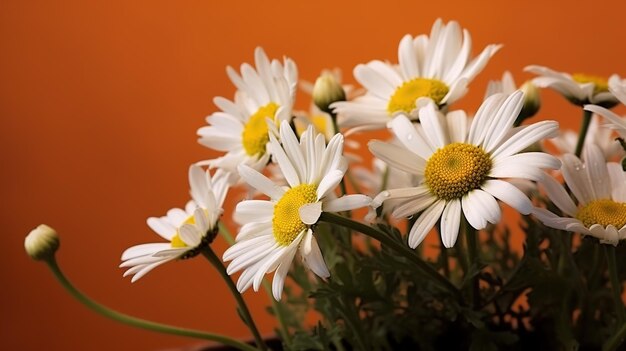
[584,74,626,138]
[352,151,419,221]
[120,165,231,282]
[485,71,540,123]
[525,65,618,107]
[197,47,298,172]
[331,18,501,130]
[533,144,626,245]
[546,115,624,160]
[369,91,560,248]
[223,121,371,300]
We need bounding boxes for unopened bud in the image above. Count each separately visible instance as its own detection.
[313,73,346,114]
[516,81,541,124]
[25,224,59,260]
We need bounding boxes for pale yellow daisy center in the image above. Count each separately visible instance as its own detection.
[296,115,329,138]
[387,78,449,115]
[171,215,196,248]
[572,73,609,95]
[272,184,318,246]
[242,102,279,157]
[576,199,626,228]
[424,143,492,201]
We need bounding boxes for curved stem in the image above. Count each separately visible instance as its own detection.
[201,247,268,351]
[319,212,460,297]
[44,257,257,351]
[218,222,292,345]
[605,245,626,324]
[604,321,626,351]
[574,109,593,157]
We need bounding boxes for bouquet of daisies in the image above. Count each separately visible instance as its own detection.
[25,18,626,351]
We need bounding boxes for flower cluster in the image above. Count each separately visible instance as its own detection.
[113,18,626,305]
[27,16,626,351]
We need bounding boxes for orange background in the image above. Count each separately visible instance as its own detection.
[2,1,625,350]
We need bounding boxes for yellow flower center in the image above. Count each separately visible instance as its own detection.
[311,115,329,136]
[296,115,330,138]
[242,102,279,157]
[424,143,492,201]
[576,199,626,228]
[272,184,318,246]
[387,78,449,115]
[572,73,609,95]
[170,215,196,248]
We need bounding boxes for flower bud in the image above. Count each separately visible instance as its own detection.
[25,224,59,260]
[513,81,541,126]
[313,73,346,114]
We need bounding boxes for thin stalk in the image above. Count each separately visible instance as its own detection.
[574,109,593,157]
[605,245,626,325]
[604,321,626,351]
[202,247,267,351]
[319,212,460,297]
[218,221,292,345]
[44,257,257,351]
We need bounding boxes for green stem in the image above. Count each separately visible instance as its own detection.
[319,212,460,297]
[604,322,626,351]
[574,109,593,157]
[605,245,626,325]
[465,220,480,308]
[44,257,257,351]
[202,247,267,351]
[219,221,292,345]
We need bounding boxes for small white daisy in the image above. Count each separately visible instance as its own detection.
[584,74,626,138]
[331,18,501,130]
[546,115,624,160]
[120,165,231,282]
[223,121,371,300]
[525,65,618,107]
[533,144,626,245]
[352,152,419,221]
[197,47,298,172]
[369,91,560,248]
[485,71,540,123]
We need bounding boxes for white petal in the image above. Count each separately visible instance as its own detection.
[121,243,171,260]
[316,169,344,199]
[301,230,330,279]
[323,195,372,212]
[418,102,449,149]
[440,199,461,248]
[408,200,445,248]
[368,140,425,175]
[269,129,300,187]
[388,114,434,159]
[482,179,533,215]
[233,200,274,224]
[299,201,323,225]
[583,143,611,200]
[238,164,285,200]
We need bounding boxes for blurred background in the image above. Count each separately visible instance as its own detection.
[2,0,625,349]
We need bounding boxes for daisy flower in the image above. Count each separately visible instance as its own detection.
[584,74,626,138]
[485,71,540,123]
[120,165,231,282]
[223,121,371,300]
[331,18,501,130]
[197,47,298,172]
[352,149,420,221]
[533,144,626,245]
[369,91,560,248]
[546,115,624,160]
[525,65,618,107]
